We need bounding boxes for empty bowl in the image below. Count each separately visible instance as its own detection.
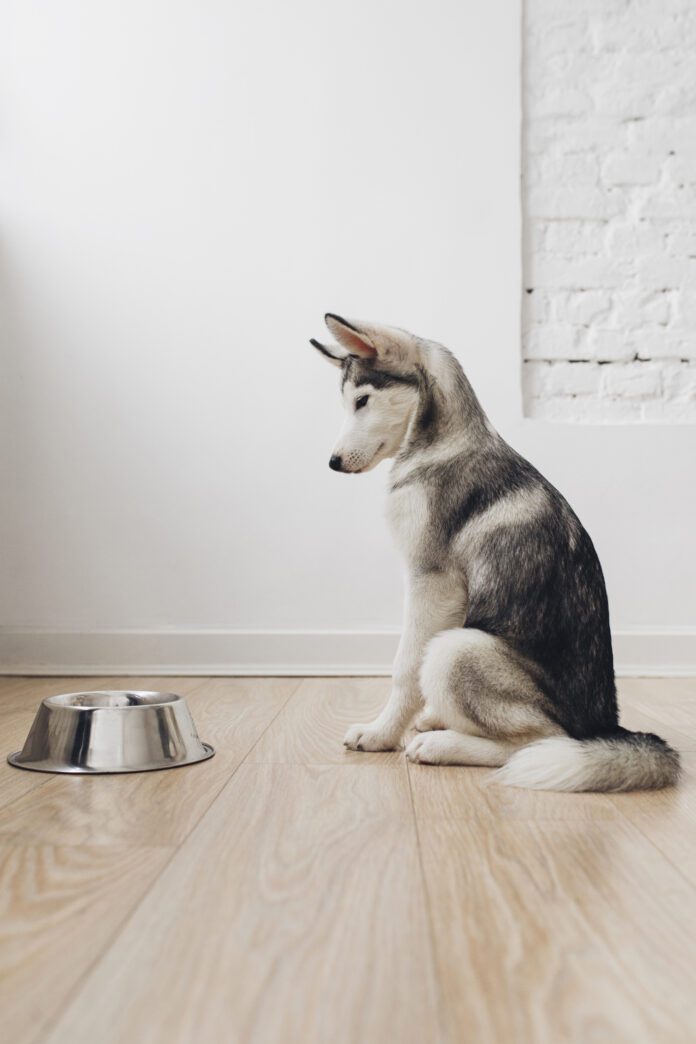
[7,690,215,774]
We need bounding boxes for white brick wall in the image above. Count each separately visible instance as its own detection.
[523,0,696,422]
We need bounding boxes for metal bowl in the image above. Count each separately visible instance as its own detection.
[7,690,215,774]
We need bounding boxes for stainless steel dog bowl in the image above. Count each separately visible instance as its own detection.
[7,691,215,774]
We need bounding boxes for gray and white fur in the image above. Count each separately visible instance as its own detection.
[310,313,680,792]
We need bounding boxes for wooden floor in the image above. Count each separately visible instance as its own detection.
[1,676,696,1044]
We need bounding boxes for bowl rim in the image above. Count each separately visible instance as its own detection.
[43,690,183,710]
[7,742,215,774]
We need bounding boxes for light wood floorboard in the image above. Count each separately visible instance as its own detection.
[1,675,695,1043]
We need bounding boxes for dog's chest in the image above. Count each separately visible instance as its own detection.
[385,483,430,565]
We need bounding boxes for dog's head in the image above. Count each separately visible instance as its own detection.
[310,314,423,473]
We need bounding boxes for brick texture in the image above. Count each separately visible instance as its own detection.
[523,0,696,422]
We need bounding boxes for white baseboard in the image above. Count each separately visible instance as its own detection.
[0,629,398,677]
[1,627,695,677]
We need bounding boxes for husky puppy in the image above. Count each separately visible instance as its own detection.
[310,313,679,791]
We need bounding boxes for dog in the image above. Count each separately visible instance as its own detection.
[310,313,680,791]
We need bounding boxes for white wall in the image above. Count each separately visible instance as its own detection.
[1,0,695,674]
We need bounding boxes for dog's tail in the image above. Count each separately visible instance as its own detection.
[494,727,680,792]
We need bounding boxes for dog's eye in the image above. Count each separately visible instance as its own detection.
[355,395,370,411]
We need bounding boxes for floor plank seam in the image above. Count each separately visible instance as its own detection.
[405,762,449,1041]
[27,846,180,1044]
[36,676,304,1040]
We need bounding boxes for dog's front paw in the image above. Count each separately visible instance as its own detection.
[405,731,451,764]
[343,723,400,752]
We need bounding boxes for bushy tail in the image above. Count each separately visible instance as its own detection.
[494,728,680,792]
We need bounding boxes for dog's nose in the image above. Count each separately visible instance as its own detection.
[329,454,343,471]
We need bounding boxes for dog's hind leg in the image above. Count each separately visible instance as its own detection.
[405,627,561,766]
[413,709,446,732]
[406,730,520,766]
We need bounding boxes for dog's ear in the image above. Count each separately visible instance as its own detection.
[324,313,420,368]
[309,338,345,368]
[324,314,377,360]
